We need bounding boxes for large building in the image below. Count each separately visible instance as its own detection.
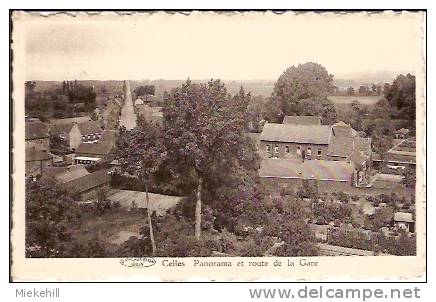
[259,117,372,187]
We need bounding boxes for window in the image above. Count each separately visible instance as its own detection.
[285,146,290,153]
[273,145,279,158]
[266,144,271,152]
[297,145,301,155]
[307,147,312,156]
[317,149,322,156]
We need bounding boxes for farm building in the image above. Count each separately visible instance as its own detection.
[44,165,90,183]
[259,158,354,191]
[62,168,111,200]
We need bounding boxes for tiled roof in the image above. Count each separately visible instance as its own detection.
[54,165,90,183]
[25,146,52,162]
[283,115,321,125]
[50,123,74,136]
[62,168,111,195]
[75,141,114,156]
[25,121,49,140]
[259,158,354,181]
[327,136,354,157]
[260,123,332,145]
[77,121,102,136]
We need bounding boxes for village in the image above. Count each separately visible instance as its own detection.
[24,63,417,258]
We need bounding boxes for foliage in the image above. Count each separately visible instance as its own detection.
[384,74,416,120]
[134,85,155,97]
[312,202,352,224]
[269,62,335,122]
[401,166,416,188]
[161,79,253,238]
[49,134,69,153]
[26,179,81,257]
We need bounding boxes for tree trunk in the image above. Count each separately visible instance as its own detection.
[145,182,157,254]
[195,177,202,240]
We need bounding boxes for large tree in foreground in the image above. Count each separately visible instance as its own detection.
[270,62,335,122]
[26,179,80,257]
[116,118,166,254]
[162,79,250,239]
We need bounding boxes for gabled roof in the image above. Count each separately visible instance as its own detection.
[134,97,144,105]
[62,168,111,195]
[332,121,357,137]
[260,123,332,145]
[25,146,52,162]
[283,115,321,125]
[54,165,90,183]
[77,121,102,135]
[25,121,49,140]
[259,158,354,182]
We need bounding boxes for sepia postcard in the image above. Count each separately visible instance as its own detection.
[10,10,426,281]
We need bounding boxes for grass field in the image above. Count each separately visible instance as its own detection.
[328,95,381,105]
[72,209,146,246]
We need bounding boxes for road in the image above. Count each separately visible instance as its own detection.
[119,80,137,130]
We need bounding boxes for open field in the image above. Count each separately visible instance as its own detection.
[71,209,145,245]
[327,95,381,105]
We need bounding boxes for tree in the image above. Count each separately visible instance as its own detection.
[115,118,166,254]
[384,73,416,120]
[297,97,337,125]
[401,166,416,188]
[347,86,355,96]
[162,79,250,239]
[26,179,81,257]
[271,62,335,122]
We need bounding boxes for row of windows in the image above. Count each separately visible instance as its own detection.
[266,144,322,156]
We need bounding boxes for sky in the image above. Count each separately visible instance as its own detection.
[16,11,425,81]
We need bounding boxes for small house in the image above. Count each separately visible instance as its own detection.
[394,212,415,233]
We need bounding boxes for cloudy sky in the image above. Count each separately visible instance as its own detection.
[16,11,425,80]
